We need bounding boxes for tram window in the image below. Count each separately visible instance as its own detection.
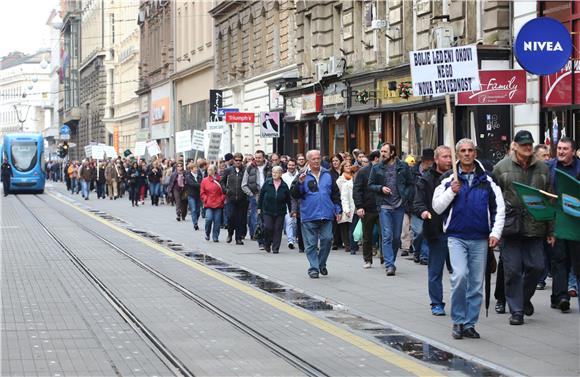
[11,141,38,172]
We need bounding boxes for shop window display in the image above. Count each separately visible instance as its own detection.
[401,110,438,158]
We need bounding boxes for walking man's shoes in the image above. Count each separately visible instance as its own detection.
[495,301,506,314]
[386,266,396,276]
[308,271,319,279]
[509,314,524,325]
[320,267,328,276]
[452,324,464,339]
[524,302,534,316]
[462,327,480,339]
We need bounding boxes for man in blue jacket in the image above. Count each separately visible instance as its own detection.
[368,143,414,276]
[433,138,505,340]
[291,150,342,278]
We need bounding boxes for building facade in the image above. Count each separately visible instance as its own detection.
[137,0,174,157]
[173,0,214,160]
[0,51,51,137]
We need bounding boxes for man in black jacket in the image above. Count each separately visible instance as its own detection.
[1,160,13,196]
[221,153,248,245]
[353,150,380,268]
[413,145,452,316]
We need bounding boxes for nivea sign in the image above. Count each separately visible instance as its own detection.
[514,17,572,75]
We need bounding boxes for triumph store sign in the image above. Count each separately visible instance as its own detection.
[456,70,527,106]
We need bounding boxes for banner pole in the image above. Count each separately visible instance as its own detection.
[445,94,458,181]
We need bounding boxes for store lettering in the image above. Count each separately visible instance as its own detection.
[523,41,563,52]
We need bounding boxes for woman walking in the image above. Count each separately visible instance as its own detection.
[258,166,291,254]
[127,161,140,207]
[330,154,344,250]
[148,160,163,206]
[200,165,225,242]
[336,160,356,254]
[168,162,188,221]
[185,162,201,230]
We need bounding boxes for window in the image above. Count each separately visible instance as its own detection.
[304,14,312,76]
[401,110,438,157]
[369,114,382,152]
[334,120,346,153]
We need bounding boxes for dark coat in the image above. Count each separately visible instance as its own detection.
[1,162,13,181]
[147,166,162,184]
[353,164,377,213]
[413,166,445,240]
[368,159,414,208]
[258,178,292,217]
[221,166,247,202]
[185,171,201,198]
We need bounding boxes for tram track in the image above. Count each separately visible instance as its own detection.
[22,194,330,377]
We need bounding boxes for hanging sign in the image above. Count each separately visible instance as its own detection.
[225,112,255,123]
[260,112,280,138]
[457,70,527,105]
[514,17,573,76]
[409,46,480,96]
[175,130,192,153]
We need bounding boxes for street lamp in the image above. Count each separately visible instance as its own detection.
[13,103,31,132]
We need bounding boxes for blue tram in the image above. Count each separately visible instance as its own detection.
[1,133,46,193]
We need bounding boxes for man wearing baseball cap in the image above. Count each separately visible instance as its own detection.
[492,130,553,325]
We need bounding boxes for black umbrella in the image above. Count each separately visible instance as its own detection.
[485,247,498,317]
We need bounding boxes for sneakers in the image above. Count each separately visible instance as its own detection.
[431,304,446,316]
[308,271,319,279]
[259,245,265,251]
[363,262,372,269]
[568,288,577,298]
[536,282,546,290]
[386,266,396,276]
[462,327,480,339]
[495,301,506,314]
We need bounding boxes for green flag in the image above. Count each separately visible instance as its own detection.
[554,169,580,241]
[513,182,556,221]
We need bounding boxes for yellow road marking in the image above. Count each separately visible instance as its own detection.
[48,192,442,377]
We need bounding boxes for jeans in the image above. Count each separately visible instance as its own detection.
[96,182,105,198]
[188,196,200,227]
[71,178,78,193]
[205,208,222,241]
[502,237,544,315]
[284,213,297,245]
[149,182,161,198]
[378,206,405,268]
[223,200,233,227]
[81,180,90,198]
[302,220,333,274]
[448,237,487,329]
[411,215,429,261]
[248,196,258,241]
[428,236,449,307]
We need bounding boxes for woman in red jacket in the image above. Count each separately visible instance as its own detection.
[200,165,225,242]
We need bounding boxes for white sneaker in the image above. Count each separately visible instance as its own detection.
[363,262,372,269]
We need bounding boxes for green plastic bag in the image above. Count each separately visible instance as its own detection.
[353,219,363,243]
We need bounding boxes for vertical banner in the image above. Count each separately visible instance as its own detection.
[209,90,223,122]
[260,112,280,138]
[113,126,119,153]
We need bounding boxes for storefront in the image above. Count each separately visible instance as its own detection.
[282,87,323,156]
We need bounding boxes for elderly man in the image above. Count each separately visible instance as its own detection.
[493,130,552,325]
[433,138,505,339]
[291,150,342,278]
[242,150,272,249]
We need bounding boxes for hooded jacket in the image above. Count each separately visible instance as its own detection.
[433,160,505,241]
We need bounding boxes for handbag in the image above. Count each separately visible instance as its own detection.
[502,204,522,236]
[253,215,263,240]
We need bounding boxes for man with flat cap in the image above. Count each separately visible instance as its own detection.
[492,130,553,325]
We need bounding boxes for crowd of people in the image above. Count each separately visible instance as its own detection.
[49,132,580,340]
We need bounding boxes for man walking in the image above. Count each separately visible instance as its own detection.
[353,150,380,268]
[433,138,505,339]
[221,153,248,245]
[291,150,342,278]
[493,130,552,325]
[414,146,452,315]
[368,143,414,276]
[242,150,271,249]
[282,158,299,249]
[1,160,13,196]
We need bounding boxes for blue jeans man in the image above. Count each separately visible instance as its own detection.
[448,237,488,331]
[284,213,297,246]
[204,208,222,242]
[248,195,264,247]
[81,179,90,199]
[428,235,449,313]
[302,220,333,276]
[378,206,405,271]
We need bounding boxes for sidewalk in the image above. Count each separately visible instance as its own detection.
[48,182,580,377]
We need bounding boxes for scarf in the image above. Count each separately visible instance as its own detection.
[342,172,352,180]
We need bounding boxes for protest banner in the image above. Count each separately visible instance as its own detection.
[175,130,192,153]
[206,132,222,162]
[134,141,147,156]
[146,140,161,156]
[191,130,205,151]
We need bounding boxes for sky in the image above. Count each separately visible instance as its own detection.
[0,0,59,57]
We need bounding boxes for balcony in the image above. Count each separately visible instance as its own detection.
[62,107,81,123]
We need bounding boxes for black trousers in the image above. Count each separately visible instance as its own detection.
[2,178,9,195]
[502,237,544,315]
[550,239,578,304]
[494,257,505,302]
[296,217,305,252]
[228,199,248,241]
[263,214,284,252]
[361,212,380,263]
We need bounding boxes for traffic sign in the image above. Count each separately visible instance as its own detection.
[514,17,572,75]
[60,125,71,135]
[225,112,255,123]
[217,108,239,117]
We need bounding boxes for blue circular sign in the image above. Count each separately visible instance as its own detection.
[60,125,70,134]
[514,17,572,75]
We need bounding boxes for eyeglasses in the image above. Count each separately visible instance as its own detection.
[234,159,242,162]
